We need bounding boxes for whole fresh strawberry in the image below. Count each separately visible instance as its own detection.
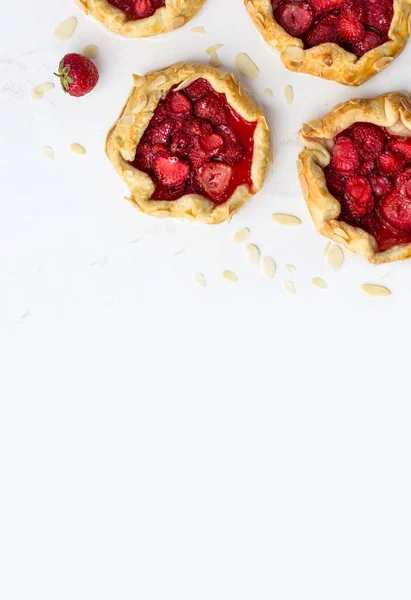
[55,53,99,97]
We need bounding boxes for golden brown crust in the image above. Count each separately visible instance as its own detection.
[298,92,411,264]
[75,0,206,37]
[244,0,411,86]
[106,62,270,224]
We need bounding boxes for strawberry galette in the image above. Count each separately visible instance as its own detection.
[106,63,270,223]
[75,0,206,37]
[245,0,411,85]
[298,93,411,263]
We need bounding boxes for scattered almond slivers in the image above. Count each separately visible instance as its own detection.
[361,284,391,297]
[53,16,77,41]
[235,53,259,79]
[284,85,294,105]
[312,278,328,290]
[261,256,276,280]
[70,143,86,155]
[195,274,207,287]
[82,45,98,59]
[246,243,260,265]
[327,245,344,271]
[283,281,296,295]
[264,88,273,97]
[323,241,331,256]
[42,146,54,160]
[285,264,296,274]
[222,270,238,283]
[271,214,301,226]
[117,115,135,127]
[191,26,205,33]
[206,44,223,55]
[209,52,222,68]
[233,228,250,243]
[32,82,55,99]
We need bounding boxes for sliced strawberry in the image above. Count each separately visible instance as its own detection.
[351,31,383,57]
[325,169,345,196]
[387,138,411,162]
[184,78,212,100]
[358,156,375,175]
[395,167,411,198]
[330,135,360,174]
[133,0,154,18]
[170,131,191,157]
[305,14,338,47]
[168,91,192,117]
[199,133,224,157]
[363,0,393,34]
[341,0,364,20]
[134,140,153,171]
[185,117,214,137]
[344,176,374,219]
[379,190,411,232]
[350,122,386,157]
[218,125,245,164]
[152,154,190,187]
[377,150,405,175]
[194,96,226,126]
[275,2,314,37]
[336,15,364,43]
[151,102,170,125]
[369,172,391,197]
[188,138,208,169]
[308,0,343,16]
[147,119,177,144]
[199,163,233,200]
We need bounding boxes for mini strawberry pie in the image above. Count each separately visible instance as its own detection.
[75,0,206,37]
[106,63,270,223]
[245,0,411,85]
[298,93,411,263]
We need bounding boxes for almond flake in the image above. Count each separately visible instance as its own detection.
[206,44,223,55]
[264,88,273,96]
[283,281,296,295]
[209,52,222,68]
[283,46,305,62]
[312,278,327,290]
[175,76,199,91]
[261,256,276,280]
[53,17,77,41]
[323,241,331,256]
[233,228,250,243]
[285,264,296,274]
[191,26,205,33]
[222,270,238,283]
[117,115,135,127]
[131,95,148,114]
[271,214,301,226]
[327,245,344,271]
[195,273,207,287]
[284,85,294,105]
[374,57,393,71]
[235,53,259,79]
[82,44,98,59]
[149,75,166,90]
[32,82,55,99]
[246,243,260,265]
[42,146,54,160]
[166,16,185,31]
[70,143,86,155]
[361,284,391,297]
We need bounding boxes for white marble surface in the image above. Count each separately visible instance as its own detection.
[2,0,411,598]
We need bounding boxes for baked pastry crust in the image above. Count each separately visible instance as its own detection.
[298,92,411,264]
[244,0,411,86]
[106,62,270,224]
[75,0,206,37]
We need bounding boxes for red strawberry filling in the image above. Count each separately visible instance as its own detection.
[273,0,393,57]
[131,79,257,203]
[108,0,165,20]
[324,122,411,251]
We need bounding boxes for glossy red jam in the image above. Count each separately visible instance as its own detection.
[108,0,165,20]
[131,78,257,204]
[324,122,411,252]
[273,0,393,57]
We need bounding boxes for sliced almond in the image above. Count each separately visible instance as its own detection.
[374,57,393,71]
[327,245,344,271]
[195,274,207,287]
[206,44,223,55]
[233,228,250,243]
[82,44,98,59]
[285,264,296,274]
[166,16,185,31]
[42,146,54,160]
[32,82,55,99]
[271,214,301,226]
[284,85,294,105]
[235,53,259,79]
[70,143,86,155]
[149,75,166,90]
[261,256,276,280]
[323,241,331,256]
[209,52,222,68]
[283,281,296,295]
[53,17,77,41]
[246,243,260,265]
[191,26,205,33]
[131,95,148,114]
[312,278,327,290]
[222,270,238,283]
[361,284,391,297]
[117,115,135,127]
[283,46,305,62]
[264,88,273,96]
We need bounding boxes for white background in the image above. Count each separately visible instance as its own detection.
[1,0,411,598]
